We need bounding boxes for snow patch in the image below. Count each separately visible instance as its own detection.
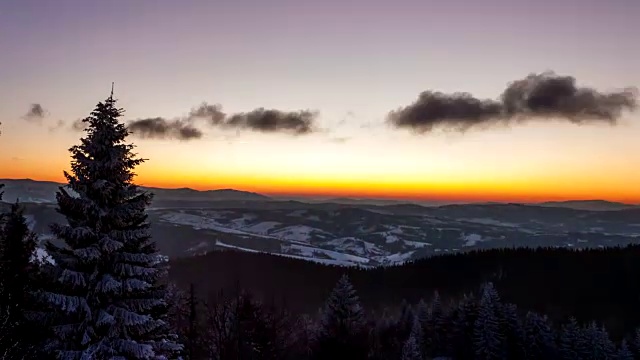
[384,251,415,264]
[245,221,280,234]
[32,248,55,265]
[160,213,272,238]
[403,240,432,248]
[461,233,484,247]
[272,225,330,243]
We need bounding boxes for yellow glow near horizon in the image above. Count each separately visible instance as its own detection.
[2,105,640,204]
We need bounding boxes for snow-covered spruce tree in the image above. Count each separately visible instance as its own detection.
[409,316,424,355]
[617,339,634,360]
[473,283,505,360]
[501,303,526,359]
[398,299,415,338]
[559,317,583,360]
[42,93,182,359]
[523,311,556,360]
[632,328,640,359]
[414,299,428,353]
[582,322,615,360]
[426,291,448,358]
[448,293,477,359]
[0,201,41,358]
[313,274,367,360]
[401,326,423,360]
[368,310,401,360]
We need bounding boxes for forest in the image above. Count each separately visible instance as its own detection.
[1,95,639,359]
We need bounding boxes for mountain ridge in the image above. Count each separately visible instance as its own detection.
[1,178,638,211]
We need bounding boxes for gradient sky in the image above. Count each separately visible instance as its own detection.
[1,0,639,202]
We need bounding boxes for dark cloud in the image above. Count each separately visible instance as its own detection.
[127,117,203,140]
[388,92,504,133]
[24,103,46,121]
[225,108,318,135]
[388,72,638,133]
[501,72,637,122]
[188,103,226,125]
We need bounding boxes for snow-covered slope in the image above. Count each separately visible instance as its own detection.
[10,193,640,267]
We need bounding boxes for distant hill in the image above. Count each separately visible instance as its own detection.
[534,200,638,211]
[0,178,270,204]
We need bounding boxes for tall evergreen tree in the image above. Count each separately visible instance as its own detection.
[501,303,526,359]
[313,274,367,360]
[398,299,415,338]
[449,294,477,360]
[401,330,422,360]
[0,201,40,358]
[426,291,447,358]
[42,92,181,359]
[560,317,584,360]
[473,283,505,360]
[523,311,556,360]
[583,322,615,360]
[617,339,634,360]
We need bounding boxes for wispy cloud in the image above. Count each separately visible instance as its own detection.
[23,103,47,122]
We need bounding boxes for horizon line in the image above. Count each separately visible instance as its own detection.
[1,177,638,206]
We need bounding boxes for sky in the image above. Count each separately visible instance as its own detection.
[1,0,639,203]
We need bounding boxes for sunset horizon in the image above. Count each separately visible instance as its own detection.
[2,0,639,205]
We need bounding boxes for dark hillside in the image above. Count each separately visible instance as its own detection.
[170,245,640,339]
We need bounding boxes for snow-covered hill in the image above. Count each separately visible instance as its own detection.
[150,204,640,266]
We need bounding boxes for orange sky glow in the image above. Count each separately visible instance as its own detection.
[2,1,639,204]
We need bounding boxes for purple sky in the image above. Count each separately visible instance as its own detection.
[1,0,639,200]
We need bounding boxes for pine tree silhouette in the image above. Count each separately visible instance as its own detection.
[313,274,367,359]
[0,201,40,358]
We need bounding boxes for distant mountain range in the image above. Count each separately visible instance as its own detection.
[534,200,638,211]
[2,178,636,211]
[0,178,269,204]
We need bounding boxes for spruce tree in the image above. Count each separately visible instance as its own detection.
[559,317,583,360]
[414,299,428,354]
[42,92,181,359]
[583,322,614,360]
[398,299,415,338]
[449,294,477,360]
[523,311,556,360]
[617,339,634,360]
[0,201,40,358]
[313,274,367,359]
[473,283,505,360]
[426,291,447,357]
[632,329,640,359]
[401,329,423,360]
[501,303,526,359]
